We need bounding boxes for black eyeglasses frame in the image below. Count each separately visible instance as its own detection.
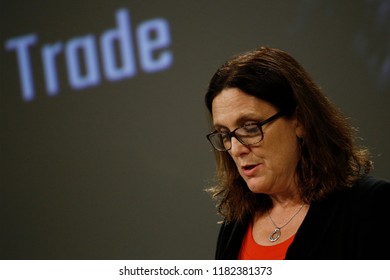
[206,111,285,152]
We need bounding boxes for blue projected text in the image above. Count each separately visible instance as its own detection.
[4,8,173,102]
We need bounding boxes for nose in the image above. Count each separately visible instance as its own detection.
[229,137,250,156]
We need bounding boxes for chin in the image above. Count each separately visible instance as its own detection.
[245,179,267,194]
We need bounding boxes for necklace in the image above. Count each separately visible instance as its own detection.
[268,204,304,242]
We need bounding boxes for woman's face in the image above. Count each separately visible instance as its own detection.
[211,88,303,195]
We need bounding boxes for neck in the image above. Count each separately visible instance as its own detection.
[269,193,303,209]
[267,202,307,228]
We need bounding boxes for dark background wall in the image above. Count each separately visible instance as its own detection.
[1,0,389,259]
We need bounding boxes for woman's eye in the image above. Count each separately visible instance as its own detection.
[218,130,229,135]
[243,124,259,134]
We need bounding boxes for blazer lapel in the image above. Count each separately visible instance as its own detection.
[286,191,344,259]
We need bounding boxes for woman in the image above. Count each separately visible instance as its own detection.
[205,46,390,259]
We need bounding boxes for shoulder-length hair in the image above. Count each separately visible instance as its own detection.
[205,46,372,222]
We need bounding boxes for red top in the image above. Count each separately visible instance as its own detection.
[238,223,295,260]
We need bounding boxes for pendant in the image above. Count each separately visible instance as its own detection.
[269,227,281,242]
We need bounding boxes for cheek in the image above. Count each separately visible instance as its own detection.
[263,133,300,169]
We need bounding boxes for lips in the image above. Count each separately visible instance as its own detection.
[241,164,259,177]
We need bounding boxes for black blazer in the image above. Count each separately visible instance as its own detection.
[215,176,390,259]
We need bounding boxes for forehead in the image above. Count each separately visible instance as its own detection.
[211,88,276,128]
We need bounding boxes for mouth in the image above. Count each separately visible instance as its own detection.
[242,165,257,171]
[241,164,259,176]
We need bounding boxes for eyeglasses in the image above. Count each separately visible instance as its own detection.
[206,111,285,151]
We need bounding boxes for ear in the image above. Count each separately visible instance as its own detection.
[293,108,305,138]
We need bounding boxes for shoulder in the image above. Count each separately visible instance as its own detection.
[354,175,390,188]
[215,219,248,259]
[315,175,390,219]
[350,175,390,200]
[342,175,390,222]
[323,175,390,206]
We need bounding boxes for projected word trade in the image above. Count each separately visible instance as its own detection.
[4,8,173,102]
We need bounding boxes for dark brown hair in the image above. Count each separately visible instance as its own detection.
[205,46,372,222]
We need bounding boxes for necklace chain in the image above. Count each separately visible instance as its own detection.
[267,204,305,242]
